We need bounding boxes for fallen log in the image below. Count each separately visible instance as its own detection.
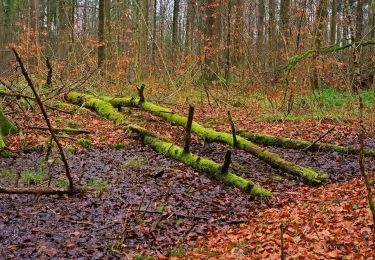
[0,132,4,149]
[30,126,91,134]
[237,130,375,157]
[64,92,126,124]
[129,125,272,197]
[0,186,86,195]
[0,108,17,136]
[93,94,328,185]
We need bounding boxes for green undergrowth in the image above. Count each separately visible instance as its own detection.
[21,165,47,185]
[257,87,374,122]
[86,178,111,193]
[0,168,16,179]
[76,138,92,148]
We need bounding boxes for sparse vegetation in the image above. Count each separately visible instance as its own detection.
[76,138,93,148]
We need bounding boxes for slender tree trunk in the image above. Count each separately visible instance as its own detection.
[330,0,337,44]
[136,0,149,81]
[232,0,243,65]
[203,0,220,81]
[257,0,265,48]
[280,0,291,38]
[172,0,180,47]
[311,0,328,89]
[58,0,68,60]
[185,0,195,55]
[152,0,157,62]
[98,0,105,67]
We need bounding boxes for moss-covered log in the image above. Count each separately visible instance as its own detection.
[65,92,126,124]
[93,94,328,185]
[0,132,4,149]
[0,108,17,136]
[237,131,375,157]
[129,125,271,197]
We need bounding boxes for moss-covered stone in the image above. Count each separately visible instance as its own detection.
[129,125,271,198]
[237,130,375,157]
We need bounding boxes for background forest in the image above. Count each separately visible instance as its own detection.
[1,0,375,259]
[1,0,375,91]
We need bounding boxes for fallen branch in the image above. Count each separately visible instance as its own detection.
[303,126,335,151]
[129,125,272,197]
[12,48,75,192]
[0,186,85,195]
[30,126,91,134]
[237,130,375,157]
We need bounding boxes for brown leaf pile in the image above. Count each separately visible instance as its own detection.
[187,177,375,259]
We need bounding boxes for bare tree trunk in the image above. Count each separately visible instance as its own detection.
[203,0,220,81]
[172,0,180,47]
[280,0,291,38]
[185,0,195,55]
[311,0,328,89]
[330,0,337,44]
[98,0,105,67]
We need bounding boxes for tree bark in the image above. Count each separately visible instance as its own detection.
[330,0,337,44]
[98,0,105,67]
[172,0,180,46]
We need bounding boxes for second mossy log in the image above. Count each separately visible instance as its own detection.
[237,130,375,157]
[129,125,272,198]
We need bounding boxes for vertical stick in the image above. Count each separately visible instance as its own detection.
[137,84,145,103]
[184,105,195,153]
[280,222,285,260]
[227,111,237,148]
[221,150,232,174]
[46,57,52,86]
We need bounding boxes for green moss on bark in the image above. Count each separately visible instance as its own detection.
[65,92,126,124]
[0,133,4,149]
[129,125,272,197]
[67,92,328,185]
[237,130,375,157]
[98,95,327,185]
[0,108,17,136]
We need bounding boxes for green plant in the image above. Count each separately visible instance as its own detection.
[0,168,16,178]
[86,178,110,193]
[111,143,127,149]
[134,254,154,260]
[76,138,92,148]
[123,157,145,169]
[155,202,166,213]
[167,245,187,257]
[67,120,80,129]
[21,166,47,185]
[52,178,69,189]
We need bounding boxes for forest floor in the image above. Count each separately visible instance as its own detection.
[1,87,375,258]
